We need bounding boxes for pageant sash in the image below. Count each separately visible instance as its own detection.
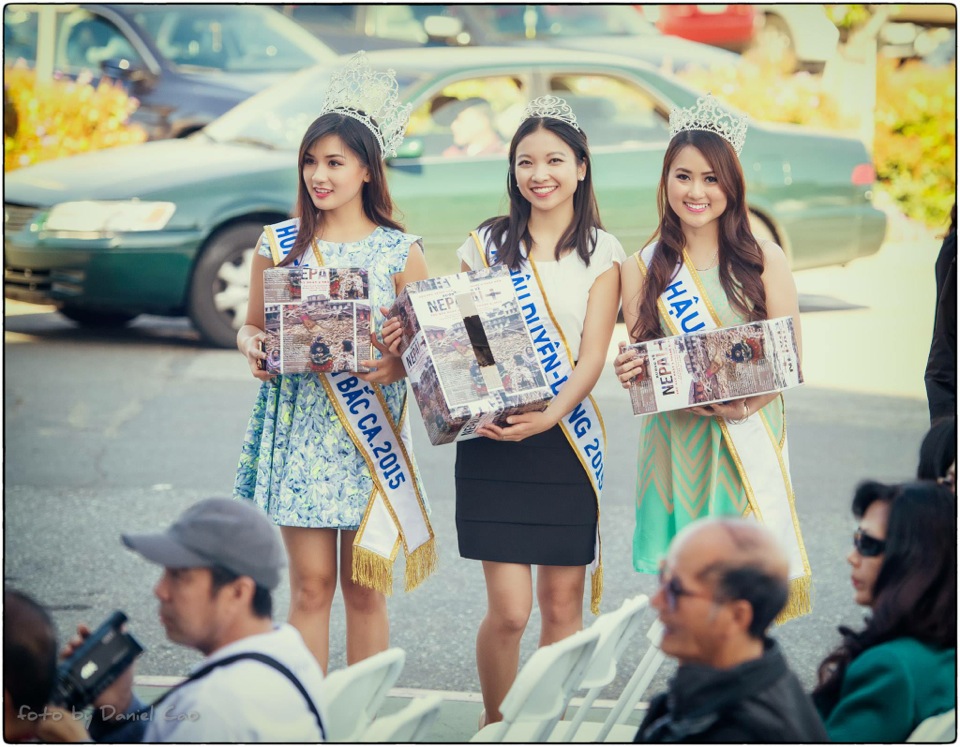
[637,243,811,621]
[264,219,437,594]
[472,229,605,614]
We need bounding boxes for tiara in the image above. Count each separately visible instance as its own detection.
[319,51,412,159]
[669,94,748,156]
[521,95,580,132]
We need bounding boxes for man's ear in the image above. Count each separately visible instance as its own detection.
[226,576,257,608]
[728,598,755,635]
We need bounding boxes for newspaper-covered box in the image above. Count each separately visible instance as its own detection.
[262,267,371,374]
[626,316,803,415]
[389,265,553,445]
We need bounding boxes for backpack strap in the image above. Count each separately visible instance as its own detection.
[150,652,326,739]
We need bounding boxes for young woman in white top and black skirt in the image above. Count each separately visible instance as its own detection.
[453,96,624,725]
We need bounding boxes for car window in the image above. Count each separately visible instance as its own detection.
[203,64,425,150]
[59,10,140,73]
[129,5,333,72]
[549,74,669,148]
[3,5,39,66]
[407,76,526,158]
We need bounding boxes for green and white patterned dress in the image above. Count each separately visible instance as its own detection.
[632,264,786,572]
[234,226,429,530]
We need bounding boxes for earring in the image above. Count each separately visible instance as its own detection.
[578,175,585,182]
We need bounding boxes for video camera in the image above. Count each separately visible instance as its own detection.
[52,611,145,711]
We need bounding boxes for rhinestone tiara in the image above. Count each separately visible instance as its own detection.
[319,51,412,159]
[522,95,580,132]
[669,94,748,156]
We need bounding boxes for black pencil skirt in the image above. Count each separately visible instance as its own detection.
[455,424,597,566]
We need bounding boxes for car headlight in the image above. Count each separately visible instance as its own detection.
[45,201,176,233]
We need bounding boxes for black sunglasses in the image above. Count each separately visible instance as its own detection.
[853,527,886,557]
[657,565,716,611]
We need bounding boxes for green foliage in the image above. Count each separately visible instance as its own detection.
[825,4,872,30]
[4,66,146,172]
[874,57,956,227]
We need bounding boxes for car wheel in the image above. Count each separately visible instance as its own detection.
[60,306,138,327]
[188,223,260,348]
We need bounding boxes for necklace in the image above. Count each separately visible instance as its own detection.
[694,250,720,272]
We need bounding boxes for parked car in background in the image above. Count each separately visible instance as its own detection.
[754,4,840,72]
[5,47,885,347]
[640,5,759,53]
[2,3,336,139]
[274,4,739,72]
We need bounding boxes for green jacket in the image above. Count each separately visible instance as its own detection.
[817,637,956,742]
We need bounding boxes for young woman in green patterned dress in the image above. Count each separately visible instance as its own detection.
[613,124,804,584]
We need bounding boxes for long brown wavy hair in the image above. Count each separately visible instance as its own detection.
[631,130,765,342]
[280,113,404,267]
[480,116,603,271]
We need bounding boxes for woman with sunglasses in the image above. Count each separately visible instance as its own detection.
[812,480,956,741]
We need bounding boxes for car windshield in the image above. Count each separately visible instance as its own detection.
[129,5,335,72]
[477,4,657,39]
[202,64,424,150]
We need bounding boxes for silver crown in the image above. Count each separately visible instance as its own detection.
[522,95,581,132]
[669,95,748,156]
[319,52,412,159]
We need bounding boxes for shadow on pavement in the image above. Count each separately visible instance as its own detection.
[4,310,209,349]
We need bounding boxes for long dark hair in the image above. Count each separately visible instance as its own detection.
[631,130,765,342]
[281,113,404,267]
[813,480,957,712]
[480,116,603,271]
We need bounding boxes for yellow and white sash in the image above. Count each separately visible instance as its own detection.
[637,243,811,622]
[472,229,605,614]
[264,219,437,594]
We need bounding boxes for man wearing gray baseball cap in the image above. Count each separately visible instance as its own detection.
[67,498,327,742]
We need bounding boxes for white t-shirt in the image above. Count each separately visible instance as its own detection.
[144,624,326,742]
[456,228,626,360]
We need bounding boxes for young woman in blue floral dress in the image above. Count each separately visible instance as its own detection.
[234,56,430,672]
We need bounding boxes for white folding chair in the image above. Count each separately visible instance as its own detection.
[548,594,651,742]
[589,619,667,743]
[359,694,444,742]
[470,625,601,743]
[321,647,406,741]
[908,708,957,742]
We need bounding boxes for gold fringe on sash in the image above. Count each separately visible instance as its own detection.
[352,545,395,596]
[775,574,812,625]
[590,564,604,616]
[404,537,439,592]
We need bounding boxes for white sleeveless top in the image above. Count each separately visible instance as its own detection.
[456,228,626,361]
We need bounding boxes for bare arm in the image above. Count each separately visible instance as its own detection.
[359,241,430,385]
[237,251,275,381]
[613,256,647,387]
[481,264,622,441]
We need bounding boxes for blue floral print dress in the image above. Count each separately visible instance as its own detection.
[234,226,429,529]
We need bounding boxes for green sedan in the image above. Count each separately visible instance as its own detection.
[5,47,886,347]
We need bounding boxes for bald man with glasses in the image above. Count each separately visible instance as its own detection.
[634,518,827,743]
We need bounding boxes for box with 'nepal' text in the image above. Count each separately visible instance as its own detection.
[262,267,371,374]
[388,265,553,445]
[625,316,803,415]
